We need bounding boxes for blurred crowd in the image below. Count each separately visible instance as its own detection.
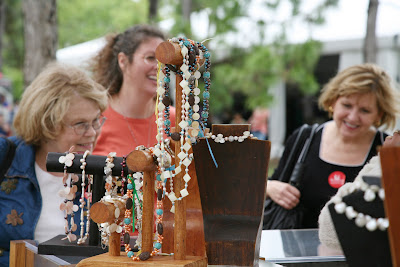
[0,93,18,138]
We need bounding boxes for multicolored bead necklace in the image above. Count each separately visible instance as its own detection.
[155,37,211,212]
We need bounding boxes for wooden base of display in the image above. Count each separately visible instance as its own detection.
[76,252,207,267]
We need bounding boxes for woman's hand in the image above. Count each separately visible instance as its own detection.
[266,180,301,210]
[383,130,400,147]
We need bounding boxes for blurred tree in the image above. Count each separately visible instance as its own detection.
[364,0,378,63]
[1,0,339,108]
[22,0,57,87]
[57,0,148,48]
[159,0,338,115]
[0,0,5,71]
[149,0,159,23]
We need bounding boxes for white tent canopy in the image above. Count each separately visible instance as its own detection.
[56,37,106,67]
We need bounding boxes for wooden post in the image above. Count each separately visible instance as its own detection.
[126,150,157,254]
[173,73,186,260]
[380,146,400,266]
[9,240,26,267]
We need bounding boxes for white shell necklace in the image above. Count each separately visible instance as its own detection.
[332,178,388,232]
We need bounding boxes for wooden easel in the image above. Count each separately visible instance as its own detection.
[380,146,400,267]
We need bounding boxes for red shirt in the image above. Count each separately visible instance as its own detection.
[94,105,176,157]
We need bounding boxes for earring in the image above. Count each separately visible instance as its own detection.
[374,119,382,128]
[328,106,333,113]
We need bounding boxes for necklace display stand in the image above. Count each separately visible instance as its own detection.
[327,176,392,266]
[327,145,400,267]
[154,40,206,259]
[192,124,271,266]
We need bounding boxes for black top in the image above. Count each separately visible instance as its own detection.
[270,122,386,228]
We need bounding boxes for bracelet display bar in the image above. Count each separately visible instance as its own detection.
[40,153,132,256]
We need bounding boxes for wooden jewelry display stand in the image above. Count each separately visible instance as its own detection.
[76,150,206,267]
[192,124,271,266]
[76,40,209,266]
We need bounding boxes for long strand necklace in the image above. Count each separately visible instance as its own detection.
[118,97,153,148]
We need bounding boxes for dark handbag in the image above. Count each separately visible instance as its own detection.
[262,123,318,230]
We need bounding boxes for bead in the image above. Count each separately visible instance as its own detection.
[366,218,378,231]
[355,213,366,227]
[334,202,346,214]
[363,188,376,202]
[124,218,131,225]
[162,96,171,107]
[127,183,133,190]
[139,251,151,261]
[157,223,163,235]
[124,232,130,244]
[157,189,163,201]
[188,95,195,105]
[154,242,162,249]
[345,206,357,219]
[156,209,163,216]
[127,251,134,258]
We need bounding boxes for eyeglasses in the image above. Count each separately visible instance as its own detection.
[138,54,158,65]
[66,116,106,135]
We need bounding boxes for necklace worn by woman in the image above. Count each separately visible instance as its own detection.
[117,97,153,148]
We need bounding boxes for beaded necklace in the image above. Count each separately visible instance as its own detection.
[58,150,79,242]
[155,37,211,212]
[124,147,165,261]
[77,150,91,245]
[332,178,389,232]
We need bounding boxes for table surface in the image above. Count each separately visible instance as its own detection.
[22,229,346,266]
[260,229,345,264]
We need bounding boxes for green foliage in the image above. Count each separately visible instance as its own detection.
[161,0,338,114]
[58,0,149,48]
[1,0,339,110]
[3,66,23,100]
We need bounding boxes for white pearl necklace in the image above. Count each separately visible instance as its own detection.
[332,178,388,232]
[77,150,91,245]
[205,131,253,143]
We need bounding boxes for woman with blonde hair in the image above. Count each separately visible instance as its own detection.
[265,63,400,229]
[0,62,108,266]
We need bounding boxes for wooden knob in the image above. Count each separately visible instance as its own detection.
[155,41,206,67]
[156,41,183,65]
[126,150,157,172]
[90,200,126,224]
